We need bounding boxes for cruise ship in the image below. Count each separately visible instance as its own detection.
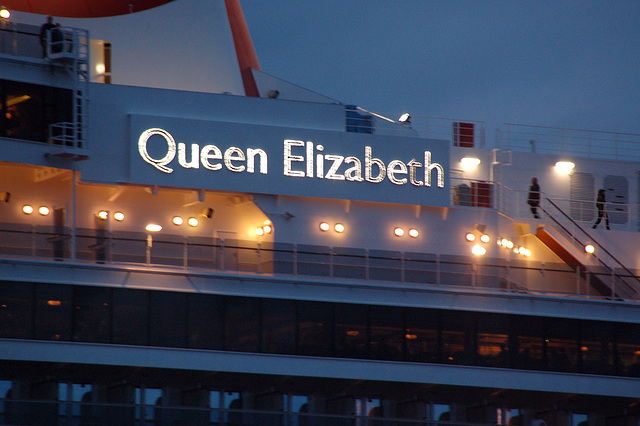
[0,1,639,425]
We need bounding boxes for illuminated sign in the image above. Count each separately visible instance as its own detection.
[138,129,444,188]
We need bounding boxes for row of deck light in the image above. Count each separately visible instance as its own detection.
[319,222,345,233]
[256,223,272,236]
[22,205,50,216]
[394,227,419,238]
[97,210,125,221]
[465,227,490,256]
[497,237,531,257]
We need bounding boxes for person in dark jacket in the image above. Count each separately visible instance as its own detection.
[527,177,541,218]
[593,189,610,230]
[39,16,56,57]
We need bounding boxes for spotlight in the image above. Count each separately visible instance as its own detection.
[399,113,411,123]
[465,232,475,242]
[187,217,198,227]
[334,223,345,233]
[145,224,162,232]
[319,222,330,232]
[472,245,486,256]
[555,161,575,175]
[480,234,490,243]
[0,7,10,20]
[97,210,109,220]
[460,157,481,171]
[256,227,264,236]
[263,225,272,234]
[408,228,419,238]
[22,205,34,214]
[38,206,50,216]
[584,244,595,254]
[114,212,125,221]
[172,216,184,226]
[394,227,405,237]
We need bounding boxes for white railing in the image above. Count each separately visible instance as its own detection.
[500,123,640,162]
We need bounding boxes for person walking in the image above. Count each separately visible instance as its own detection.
[527,177,541,219]
[592,189,610,230]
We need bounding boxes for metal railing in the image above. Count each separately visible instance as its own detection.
[1,223,636,302]
[0,398,491,426]
[500,124,640,162]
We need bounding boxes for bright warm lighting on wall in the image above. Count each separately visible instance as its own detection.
[471,244,486,256]
[334,223,345,233]
[460,157,481,171]
[22,205,33,214]
[97,210,109,220]
[114,212,125,221]
[145,224,162,232]
[95,63,106,74]
[188,217,198,227]
[394,227,405,237]
[0,7,10,19]
[480,234,490,243]
[319,222,330,232]
[256,227,265,236]
[172,216,183,226]
[555,161,575,175]
[584,244,595,254]
[465,232,476,242]
[263,225,272,234]
[408,228,419,238]
[38,206,50,216]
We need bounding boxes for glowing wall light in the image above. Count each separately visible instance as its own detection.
[97,210,109,220]
[584,244,595,254]
[555,161,575,175]
[38,206,50,216]
[480,234,490,243]
[460,157,481,171]
[114,212,125,221]
[187,217,199,227]
[263,224,272,234]
[0,7,10,19]
[256,227,265,236]
[394,227,405,237]
[408,228,419,238]
[334,223,345,233]
[471,244,486,256]
[22,205,33,214]
[172,216,184,226]
[465,232,476,242]
[145,224,162,232]
[319,222,330,232]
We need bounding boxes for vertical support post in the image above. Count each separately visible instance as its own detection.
[183,236,188,269]
[293,244,297,276]
[71,170,77,261]
[257,242,262,273]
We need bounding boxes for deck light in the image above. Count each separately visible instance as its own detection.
[394,227,405,237]
[465,232,475,242]
[97,210,109,220]
[471,244,486,256]
[256,227,264,236]
[555,161,575,175]
[114,212,125,221]
[0,7,10,20]
[188,217,198,227]
[22,205,33,214]
[145,224,162,232]
[319,222,330,232]
[38,206,50,216]
[408,228,419,238]
[263,224,272,234]
[172,216,183,226]
[480,234,490,243]
[334,223,345,233]
[460,157,481,171]
[584,244,595,254]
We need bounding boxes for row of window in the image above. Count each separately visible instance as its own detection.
[1,280,640,378]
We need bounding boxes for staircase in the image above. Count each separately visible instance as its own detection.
[536,198,640,300]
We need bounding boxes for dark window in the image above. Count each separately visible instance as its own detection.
[616,322,640,377]
[511,315,545,370]
[0,281,33,339]
[112,288,149,345]
[0,79,73,142]
[150,291,186,348]
[441,311,474,365]
[370,305,403,361]
[225,297,260,353]
[34,283,72,341]
[545,318,579,372]
[187,293,223,350]
[262,298,296,355]
[72,286,111,343]
[580,320,615,375]
[297,301,333,357]
[476,313,510,368]
[335,303,368,359]
[405,307,439,363]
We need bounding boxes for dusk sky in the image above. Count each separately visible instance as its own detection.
[243,2,640,138]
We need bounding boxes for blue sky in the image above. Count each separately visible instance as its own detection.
[243,2,640,137]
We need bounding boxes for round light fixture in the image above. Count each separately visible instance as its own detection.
[408,228,419,238]
[334,223,345,233]
[394,227,405,237]
[172,216,184,226]
[187,217,198,227]
[319,222,330,232]
[114,212,125,221]
[22,205,34,215]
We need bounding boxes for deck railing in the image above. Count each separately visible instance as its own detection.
[0,222,636,302]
